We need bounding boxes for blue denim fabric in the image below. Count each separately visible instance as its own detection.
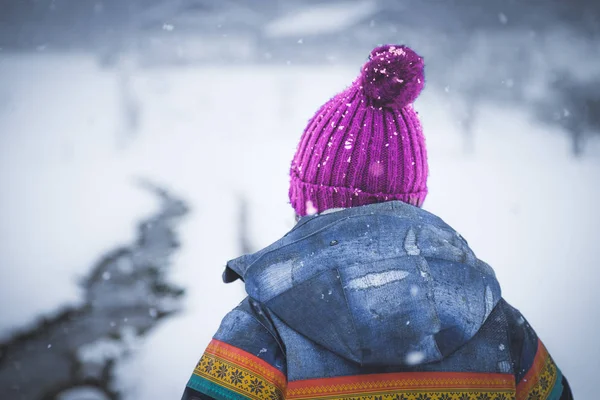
[212,298,287,374]
[223,201,502,379]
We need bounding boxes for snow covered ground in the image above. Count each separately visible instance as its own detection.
[0,53,599,398]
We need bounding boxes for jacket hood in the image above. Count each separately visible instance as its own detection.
[223,201,501,367]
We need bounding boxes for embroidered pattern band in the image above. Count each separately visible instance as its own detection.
[187,339,287,400]
[186,339,565,400]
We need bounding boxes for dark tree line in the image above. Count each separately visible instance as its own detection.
[1,0,599,155]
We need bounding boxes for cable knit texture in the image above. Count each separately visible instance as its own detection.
[289,44,429,216]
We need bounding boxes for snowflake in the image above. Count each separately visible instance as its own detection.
[216,364,228,379]
[229,369,244,385]
[248,378,265,394]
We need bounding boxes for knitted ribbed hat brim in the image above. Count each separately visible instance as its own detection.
[289,171,427,216]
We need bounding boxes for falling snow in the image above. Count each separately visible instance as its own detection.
[405,351,425,365]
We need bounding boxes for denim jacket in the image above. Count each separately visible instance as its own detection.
[183,201,572,400]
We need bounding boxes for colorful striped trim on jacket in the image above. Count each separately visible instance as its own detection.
[186,339,286,400]
[183,340,573,400]
[286,371,515,399]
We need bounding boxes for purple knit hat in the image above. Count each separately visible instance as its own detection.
[289,44,428,216]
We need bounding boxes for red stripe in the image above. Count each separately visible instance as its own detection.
[287,371,515,399]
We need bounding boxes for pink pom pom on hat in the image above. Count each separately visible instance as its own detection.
[289,44,429,216]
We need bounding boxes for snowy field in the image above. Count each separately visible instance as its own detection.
[1,53,599,398]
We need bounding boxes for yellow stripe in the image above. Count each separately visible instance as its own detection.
[193,350,285,400]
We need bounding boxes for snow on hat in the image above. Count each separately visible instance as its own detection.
[289,44,428,216]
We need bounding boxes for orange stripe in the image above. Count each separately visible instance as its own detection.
[287,371,515,399]
[205,339,287,389]
[516,340,550,400]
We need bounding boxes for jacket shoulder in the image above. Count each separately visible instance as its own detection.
[214,297,286,371]
[500,299,573,399]
[183,298,287,400]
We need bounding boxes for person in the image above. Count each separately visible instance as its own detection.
[181,44,573,400]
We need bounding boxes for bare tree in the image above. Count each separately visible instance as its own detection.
[536,71,600,156]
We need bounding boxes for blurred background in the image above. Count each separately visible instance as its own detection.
[0,0,599,399]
